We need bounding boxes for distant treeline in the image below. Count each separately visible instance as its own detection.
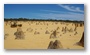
[4,18,84,23]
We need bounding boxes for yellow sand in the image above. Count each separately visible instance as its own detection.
[4,21,84,49]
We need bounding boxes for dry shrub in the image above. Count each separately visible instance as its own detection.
[18,24,22,27]
[11,22,17,28]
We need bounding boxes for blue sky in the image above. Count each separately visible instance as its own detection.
[4,4,84,21]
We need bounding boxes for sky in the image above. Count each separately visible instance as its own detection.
[4,4,84,21]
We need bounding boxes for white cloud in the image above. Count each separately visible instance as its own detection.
[58,4,84,12]
[40,9,78,14]
[37,12,84,21]
[40,10,59,13]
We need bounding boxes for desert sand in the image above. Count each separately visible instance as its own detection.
[4,21,84,49]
